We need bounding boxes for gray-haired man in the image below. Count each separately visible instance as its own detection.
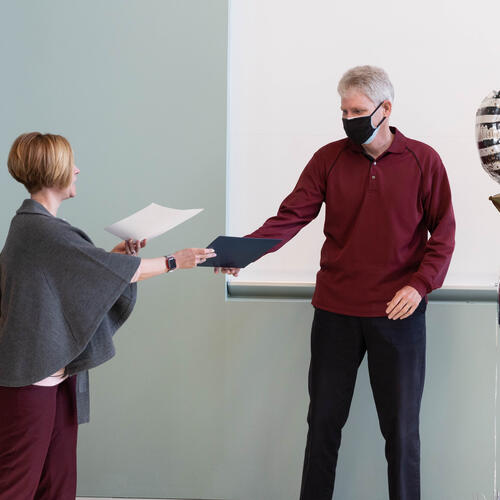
[217,66,455,499]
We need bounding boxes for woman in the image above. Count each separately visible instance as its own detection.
[0,132,215,499]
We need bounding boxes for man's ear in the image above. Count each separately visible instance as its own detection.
[383,100,392,117]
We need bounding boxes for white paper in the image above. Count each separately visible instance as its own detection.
[105,203,203,241]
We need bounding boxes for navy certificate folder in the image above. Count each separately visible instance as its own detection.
[198,236,282,268]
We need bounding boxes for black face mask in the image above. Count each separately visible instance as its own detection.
[342,101,386,145]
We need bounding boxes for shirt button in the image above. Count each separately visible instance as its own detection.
[372,175,376,179]
[373,161,377,165]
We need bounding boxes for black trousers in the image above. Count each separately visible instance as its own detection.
[299,301,426,500]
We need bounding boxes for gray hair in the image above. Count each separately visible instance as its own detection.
[337,65,394,104]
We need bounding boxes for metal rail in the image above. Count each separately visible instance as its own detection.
[227,282,498,303]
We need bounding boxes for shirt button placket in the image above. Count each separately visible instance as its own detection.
[370,161,377,190]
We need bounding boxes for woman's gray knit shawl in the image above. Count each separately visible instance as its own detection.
[0,199,140,423]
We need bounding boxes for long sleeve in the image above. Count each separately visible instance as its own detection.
[246,151,327,252]
[408,156,456,297]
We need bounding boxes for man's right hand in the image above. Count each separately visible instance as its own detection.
[214,267,240,277]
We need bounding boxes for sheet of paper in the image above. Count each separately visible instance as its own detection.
[105,203,203,240]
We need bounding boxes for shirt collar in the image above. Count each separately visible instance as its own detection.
[347,126,407,155]
[16,199,54,217]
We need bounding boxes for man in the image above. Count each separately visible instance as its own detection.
[216,65,455,500]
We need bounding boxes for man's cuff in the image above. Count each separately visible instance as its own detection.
[408,275,430,298]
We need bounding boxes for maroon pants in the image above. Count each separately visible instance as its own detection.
[0,376,78,500]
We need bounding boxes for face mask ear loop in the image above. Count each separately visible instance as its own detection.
[369,100,385,117]
[375,115,387,129]
[371,101,386,129]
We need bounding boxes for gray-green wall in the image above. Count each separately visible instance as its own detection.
[0,2,497,499]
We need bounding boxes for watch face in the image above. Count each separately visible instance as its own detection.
[168,256,177,270]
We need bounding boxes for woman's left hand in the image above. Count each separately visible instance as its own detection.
[111,239,147,256]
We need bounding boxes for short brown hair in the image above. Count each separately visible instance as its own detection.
[7,132,74,193]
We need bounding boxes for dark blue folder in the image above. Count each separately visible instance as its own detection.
[198,236,281,268]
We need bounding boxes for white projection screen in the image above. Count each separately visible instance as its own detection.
[227,0,500,289]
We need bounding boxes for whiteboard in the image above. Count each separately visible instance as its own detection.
[227,0,500,289]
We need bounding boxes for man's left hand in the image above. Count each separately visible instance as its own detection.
[386,286,422,320]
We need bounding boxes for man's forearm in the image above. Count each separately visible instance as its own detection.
[409,214,456,295]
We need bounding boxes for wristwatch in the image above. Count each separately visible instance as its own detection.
[165,255,177,272]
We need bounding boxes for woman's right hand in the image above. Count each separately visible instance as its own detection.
[173,248,216,269]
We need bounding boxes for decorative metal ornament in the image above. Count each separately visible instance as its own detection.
[476,90,500,211]
[490,193,500,212]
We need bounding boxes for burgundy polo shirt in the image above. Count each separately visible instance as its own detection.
[247,127,456,317]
